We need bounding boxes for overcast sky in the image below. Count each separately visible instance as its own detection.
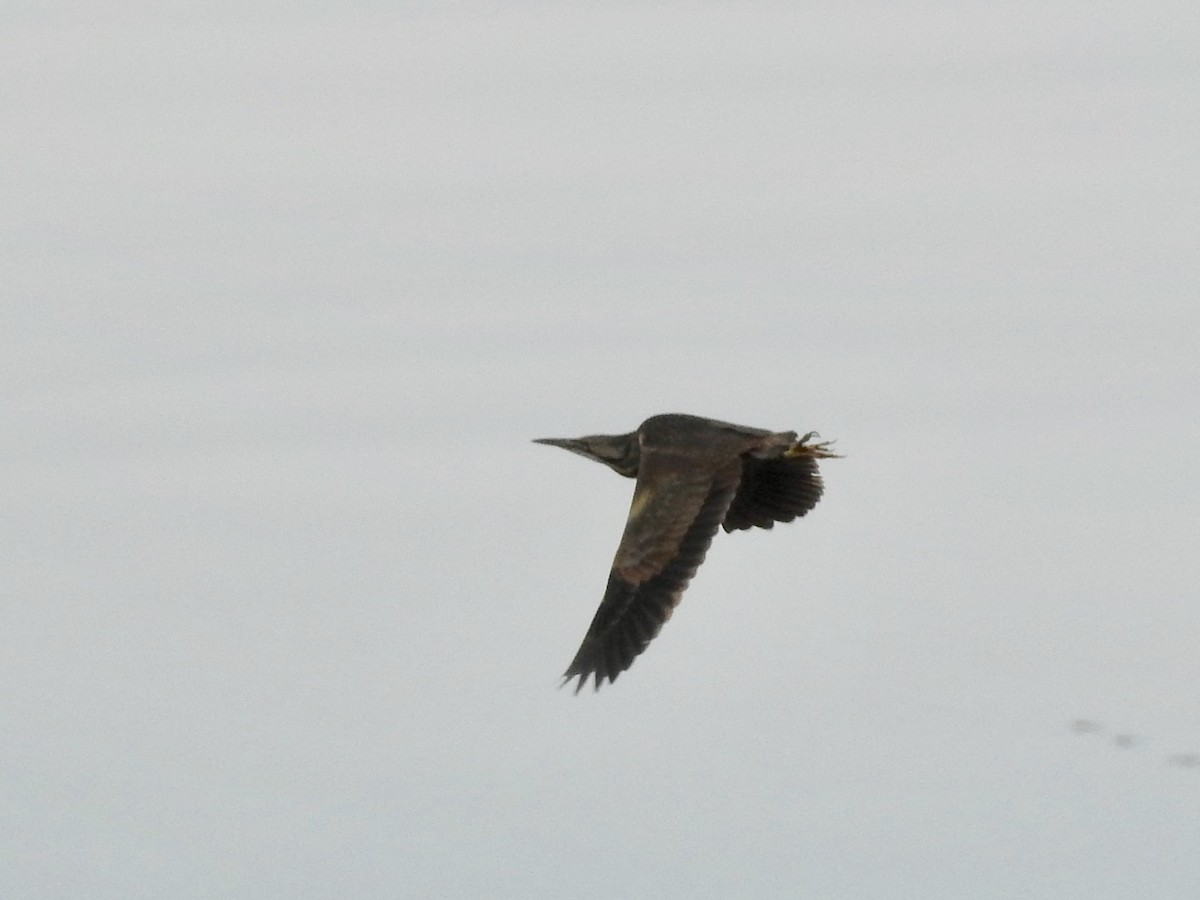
[4,3,1199,898]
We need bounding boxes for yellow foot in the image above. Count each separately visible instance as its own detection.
[784,431,843,459]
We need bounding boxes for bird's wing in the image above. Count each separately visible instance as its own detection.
[563,454,742,692]
[721,454,824,533]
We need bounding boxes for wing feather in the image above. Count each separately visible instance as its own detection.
[563,458,742,692]
[722,454,825,533]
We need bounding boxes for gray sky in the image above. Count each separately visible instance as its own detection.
[4,3,1199,898]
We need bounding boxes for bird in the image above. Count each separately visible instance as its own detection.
[534,413,841,692]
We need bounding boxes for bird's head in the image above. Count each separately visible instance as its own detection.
[533,431,640,478]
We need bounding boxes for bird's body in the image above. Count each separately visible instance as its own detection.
[535,413,840,692]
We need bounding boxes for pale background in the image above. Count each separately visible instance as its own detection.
[4,2,1199,898]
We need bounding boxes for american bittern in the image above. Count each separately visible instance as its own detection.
[535,413,840,692]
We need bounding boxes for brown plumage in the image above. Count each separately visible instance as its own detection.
[534,413,840,692]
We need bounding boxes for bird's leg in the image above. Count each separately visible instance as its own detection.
[785,431,843,459]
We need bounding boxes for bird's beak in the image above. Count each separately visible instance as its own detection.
[532,437,583,452]
[534,436,609,466]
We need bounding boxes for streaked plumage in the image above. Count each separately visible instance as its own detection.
[534,413,840,692]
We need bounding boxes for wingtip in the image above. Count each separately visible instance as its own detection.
[560,667,586,694]
[561,664,610,694]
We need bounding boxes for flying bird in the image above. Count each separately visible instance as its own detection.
[535,413,841,692]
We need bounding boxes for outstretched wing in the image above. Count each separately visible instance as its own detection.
[563,456,742,692]
[721,454,824,532]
